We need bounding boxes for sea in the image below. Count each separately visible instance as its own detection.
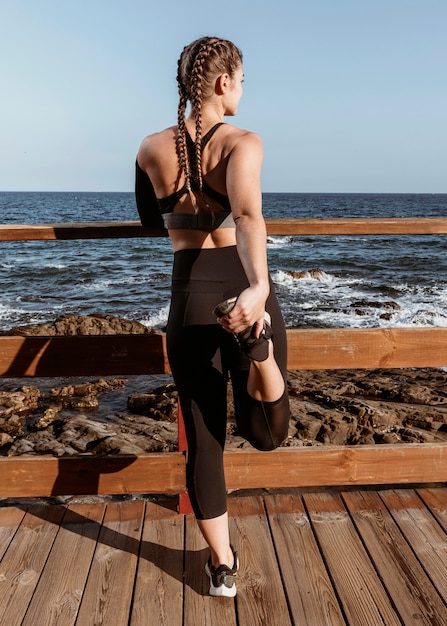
[1,191,447,333]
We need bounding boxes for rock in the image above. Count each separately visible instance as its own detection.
[1,367,447,457]
[127,383,178,422]
[7,439,36,455]
[2,314,154,337]
[32,407,61,430]
[0,388,41,418]
[286,268,330,282]
[0,433,14,447]
[50,378,125,400]
[68,395,99,411]
[0,415,25,437]
[350,300,400,311]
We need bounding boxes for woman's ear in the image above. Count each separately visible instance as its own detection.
[215,73,231,95]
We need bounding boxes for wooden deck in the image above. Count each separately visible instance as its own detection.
[2,219,447,624]
[1,486,447,625]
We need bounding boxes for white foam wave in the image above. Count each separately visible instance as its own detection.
[139,305,170,330]
[82,274,160,292]
[267,236,295,248]
[0,303,19,321]
[82,279,113,292]
[274,267,447,330]
[44,264,67,270]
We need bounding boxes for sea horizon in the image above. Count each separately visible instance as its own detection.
[1,191,447,332]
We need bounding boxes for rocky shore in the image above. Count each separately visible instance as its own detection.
[1,314,447,457]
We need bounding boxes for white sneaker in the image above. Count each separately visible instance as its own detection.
[205,545,238,597]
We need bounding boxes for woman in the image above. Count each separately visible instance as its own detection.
[136,36,290,597]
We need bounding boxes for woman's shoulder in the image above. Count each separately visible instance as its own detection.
[221,123,260,140]
[220,124,263,158]
[137,126,177,166]
[140,125,177,148]
[219,124,262,155]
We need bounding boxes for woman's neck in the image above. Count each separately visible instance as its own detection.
[189,101,225,126]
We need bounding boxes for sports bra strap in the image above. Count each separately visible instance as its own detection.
[187,122,225,150]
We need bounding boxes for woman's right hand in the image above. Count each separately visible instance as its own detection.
[218,285,268,337]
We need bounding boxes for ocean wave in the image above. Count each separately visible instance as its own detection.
[139,305,170,330]
[43,263,67,270]
[2,192,447,334]
[81,273,167,293]
[267,236,295,248]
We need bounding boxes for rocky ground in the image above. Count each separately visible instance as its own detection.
[1,314,447,457]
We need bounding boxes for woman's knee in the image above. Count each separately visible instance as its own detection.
[252,431,286,451]
[239,390,290,451]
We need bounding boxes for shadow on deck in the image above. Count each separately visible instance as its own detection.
[1,486,447,625]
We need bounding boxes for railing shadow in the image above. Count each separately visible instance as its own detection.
[51,456,140,498]
[17,499,208,595]
[0,333,168,377]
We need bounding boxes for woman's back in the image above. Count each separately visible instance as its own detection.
[137,118,259,250]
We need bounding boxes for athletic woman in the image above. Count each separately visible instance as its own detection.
[136,36,290,597]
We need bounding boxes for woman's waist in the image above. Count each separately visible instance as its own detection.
[169,228,236,252]
[172,245,248,287]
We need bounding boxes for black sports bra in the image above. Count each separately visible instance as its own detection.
[135,123,235,231]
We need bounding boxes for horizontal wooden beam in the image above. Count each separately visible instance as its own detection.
[0,454,186,498]
[0,334,169,377]
[1,328,447,377]
[225,444,447,489]
[1,444,447,498]
[266,217,447,236]
[0,222,167,241]
[2,217,447,241]
[286,327,447,370]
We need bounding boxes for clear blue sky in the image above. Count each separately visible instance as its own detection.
[1,0,446,193]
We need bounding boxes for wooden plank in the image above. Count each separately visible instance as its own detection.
[2,218,447,241]
[343,489,447,625]
[2,444,447,500]
[21,502,106,626]
[228,496,292,626]
[0,222,166,241]
[75,500,144,625]
[2,327,447,377]
[417,487,447,532]
[0,454,186,498]
[0,334,167,377]
[130,500,184,626]
[266,217,447,236]
[0,505,66,626]
[223,445,447,490]
[184,514,237,625]
[286,327,447,370]
[303,492,401,625]
[264,493,345,625]
[0,506,26,561]
[378,489,447,604]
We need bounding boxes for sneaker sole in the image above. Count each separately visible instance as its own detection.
[205,562,237,598]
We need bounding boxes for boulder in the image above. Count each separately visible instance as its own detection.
[2,314,154,336]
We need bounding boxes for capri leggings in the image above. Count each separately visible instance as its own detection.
[166,245,290,520]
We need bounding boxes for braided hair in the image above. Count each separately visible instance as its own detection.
[176,37,243,212]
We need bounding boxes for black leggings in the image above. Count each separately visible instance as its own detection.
[167,246,290,519]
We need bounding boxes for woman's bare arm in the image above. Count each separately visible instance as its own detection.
[224,131,270,336]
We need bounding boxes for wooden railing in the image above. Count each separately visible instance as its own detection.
[1,218,447,499]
